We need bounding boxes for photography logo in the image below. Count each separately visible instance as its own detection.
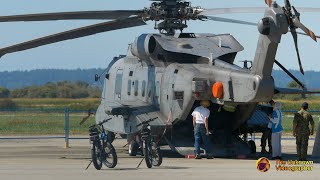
[256,157,271,172]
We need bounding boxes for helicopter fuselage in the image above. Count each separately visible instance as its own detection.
[96,32,276,134]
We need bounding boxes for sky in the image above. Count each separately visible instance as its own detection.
[0,0,320,72]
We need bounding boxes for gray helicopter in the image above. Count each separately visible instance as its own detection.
[1,0,320,157]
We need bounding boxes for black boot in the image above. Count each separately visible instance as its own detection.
[261,147,268,154]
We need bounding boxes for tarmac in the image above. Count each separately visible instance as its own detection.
[0,136,319,180]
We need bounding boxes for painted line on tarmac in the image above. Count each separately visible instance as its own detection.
[69,137,88,140]
[252,137,315,140]
[0,137,120,140]
[0,136,65,140]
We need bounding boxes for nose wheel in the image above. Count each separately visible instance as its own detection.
[129,140,139,156]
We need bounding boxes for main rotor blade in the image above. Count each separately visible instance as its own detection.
[292,6,301,21]
[292,17,317,42]
[200,7,320,15]
[0,10,144,22]
[0,17,146,57]
[290,28,304,75]
[296,31,320,39]
[274,59,305,89]
[274,88,320,95]
[203,16,320,39]
[204,16,257,26]
[204,16,320,39]
[200,7,267,15]
[265,0,272,7]
[296,7,320,12]
[285,0,292,11]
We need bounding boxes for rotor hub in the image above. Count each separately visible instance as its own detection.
[144,0,203,35]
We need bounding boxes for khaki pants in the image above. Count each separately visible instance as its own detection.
[296,134,309,160]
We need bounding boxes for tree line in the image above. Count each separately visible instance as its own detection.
[0,81,101,98]
[0,68,103,90]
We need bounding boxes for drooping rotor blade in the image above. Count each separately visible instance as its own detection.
[274,87,320,95]
[285,0,292,11]
[199,7,267,15]
[290,27,304,75]
[0,17,146,57]
[296,31,320,39]
[292,17,317,42]
[204,15,320,39]
[274,59,305,89]
[204,16,320,39]
[265,0,272,7]
[203,15,320,40]
[200,7,320,15]
[296,7,320,12]
[0,10,145,22]
[204,16,257,26]
[292,6,301,21]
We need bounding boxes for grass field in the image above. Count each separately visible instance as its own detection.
[0,111,318,135]
[0,98,319,135]
[10,98,100,110]
[0,111,96,135]
[282,115,319,133]
[275,98,320,111]
[4,98,320,111]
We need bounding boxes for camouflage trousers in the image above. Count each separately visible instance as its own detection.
[296,134,309,160]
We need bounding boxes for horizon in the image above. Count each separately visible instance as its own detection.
[1,68,320,90]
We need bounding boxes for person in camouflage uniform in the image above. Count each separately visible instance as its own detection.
[293,102,315,161]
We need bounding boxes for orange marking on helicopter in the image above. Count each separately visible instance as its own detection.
[212,82,224,99]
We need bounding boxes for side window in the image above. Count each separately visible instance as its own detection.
[142,80,146,97]
[134,80,139,96]
[155,81,160,97]
[148,80,152,97]
[127,80,131,96]
[115,73,122,95]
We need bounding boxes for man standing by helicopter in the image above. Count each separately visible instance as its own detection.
[293,102,315,161]
[192,100,213,159]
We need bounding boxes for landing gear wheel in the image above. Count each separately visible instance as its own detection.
[129,141,139,156]
[151,142,162,166]
[91,142,103,170]
[120,134,127,139]
[248,140,256,154]
[143,141,153,168]
[103,142,117,168]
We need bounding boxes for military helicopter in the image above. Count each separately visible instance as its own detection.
[1,0,320,157]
